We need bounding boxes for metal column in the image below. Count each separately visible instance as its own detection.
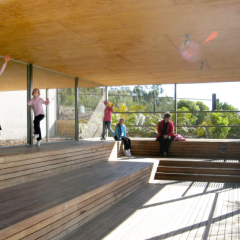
[174,84,177,134]
[105,86,108,100]
[104,86,108,137]
[46,89,49,142]
[27,64,33,145]
[212,93,216,111]
[154,86,156,114]
[75,77,79,141]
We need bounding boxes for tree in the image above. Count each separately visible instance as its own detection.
[209,113,230,139]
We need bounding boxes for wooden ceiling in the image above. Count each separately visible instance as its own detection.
[0,0,240,88]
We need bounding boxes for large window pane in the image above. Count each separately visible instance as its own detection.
[0,60,27,147]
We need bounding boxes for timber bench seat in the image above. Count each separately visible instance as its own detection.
[130,138,240,160]
[155,159,240,183]
[0,160,153,240]
[0,140,122,189]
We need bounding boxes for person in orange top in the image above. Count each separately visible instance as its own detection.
[156,112,176,157]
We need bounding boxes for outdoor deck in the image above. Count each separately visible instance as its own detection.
[62,168,240,240]
[0,140,240,239]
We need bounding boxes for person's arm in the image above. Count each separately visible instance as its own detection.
[27,98,35,105]
[124,126,127,137]
[110,106,114,113]
[115,125,119,140]
[166,122,174,136]
[0,55,10,76]
[42,98,50,105]
[157,121,162,135]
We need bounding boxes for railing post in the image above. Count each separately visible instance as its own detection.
[75,77,79,141]
[105,86,108,137]
[27,64,33,145]
[154,86,156,114]
[46,88,49,142]
[175,83,177,134]
[212,93,216,111]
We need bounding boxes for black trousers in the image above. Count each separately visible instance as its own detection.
[34,114,45,141]
[157,136,173,153]
[121,136,131,150]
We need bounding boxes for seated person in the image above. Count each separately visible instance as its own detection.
[156,112,175,157]
[115,118,132,157]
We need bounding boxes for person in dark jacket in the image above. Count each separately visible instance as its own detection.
[156,112,175,157]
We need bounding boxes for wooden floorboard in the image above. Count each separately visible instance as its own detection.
[61,180,240,240]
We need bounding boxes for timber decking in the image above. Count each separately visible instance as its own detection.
[130,138,240,160]
[0,160,153,240]
[0,140,122,189]
[61,180,240,240]
[155,159,240,183]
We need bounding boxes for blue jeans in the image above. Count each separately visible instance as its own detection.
[101,121,115,139]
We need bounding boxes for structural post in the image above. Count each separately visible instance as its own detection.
[46,89,49,142]
[105,86,108,137]
[154,86,156,114]
[174,84,177,134]
[27,64,33,145]
[105,86,108,100]
[75,77,79,141]
[212,93,216,111]
[57,89,60,120]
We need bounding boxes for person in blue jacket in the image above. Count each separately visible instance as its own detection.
[115,118,132,157]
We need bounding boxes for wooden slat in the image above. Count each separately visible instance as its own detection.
[155,173,240,183]
[157,166,240,175]
[158,160,240,169]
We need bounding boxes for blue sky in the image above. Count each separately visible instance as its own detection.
[160,82,240,110]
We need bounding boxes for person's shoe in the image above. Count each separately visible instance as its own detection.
[163,152,167,157]
[123,150,127,156]
[100,138,106,140]
[36,140,41,147]
[127,149,132,156]
[34,134,39,139]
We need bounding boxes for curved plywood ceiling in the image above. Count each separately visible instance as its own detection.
[0,0,240,87]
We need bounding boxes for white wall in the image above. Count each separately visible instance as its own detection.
[0,89,57,141]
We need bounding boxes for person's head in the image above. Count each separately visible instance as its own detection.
[163,112,172,122]
[32,88,40,97]
[118,118,125,126]
[103,100,110,107]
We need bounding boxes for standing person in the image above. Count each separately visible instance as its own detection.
[156,112,175,157]
[27,88,50,147]
[115,118,132,157]
[0,55,10,76]
[101,100,115,140]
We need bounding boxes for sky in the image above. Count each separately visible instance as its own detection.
[159,82,240,110]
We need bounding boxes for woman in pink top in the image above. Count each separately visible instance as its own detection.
[101,100,115,140]
[0,55,10,76]
[27,88,50,147]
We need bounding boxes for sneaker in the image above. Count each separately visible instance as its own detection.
[100,138,106,140]
[123,150,127,156]
[126,149,132,156]
[34,134,39,139]
[37,140,41,147]
[114,136,118,141]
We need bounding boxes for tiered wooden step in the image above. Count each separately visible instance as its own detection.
[0,160,153,240]
[0,140,122,189]
[130,138,240,160]
[155,159,240,183]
